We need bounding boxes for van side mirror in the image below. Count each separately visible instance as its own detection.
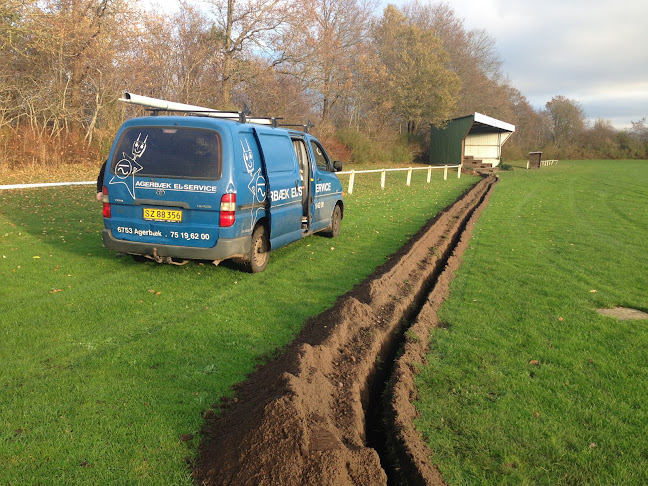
[333,160,343,172]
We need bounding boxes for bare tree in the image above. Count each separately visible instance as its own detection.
[1,0,127,139]
[232,56,316,121]
[208,0,299,108]
[275,0,375,121]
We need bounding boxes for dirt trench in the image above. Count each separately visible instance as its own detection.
[194,175,497,485]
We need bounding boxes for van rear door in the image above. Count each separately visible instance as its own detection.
[105,125,223,249]
[253,127,303,249]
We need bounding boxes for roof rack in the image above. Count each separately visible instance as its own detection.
[119,92,284,126]
[279,120,315,134]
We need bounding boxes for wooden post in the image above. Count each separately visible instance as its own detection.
[457,166,462,178]
[406,168,412,186]
[348,170,355,195]
[443,165,448,180]
[381,170,386,190]
[427,167,432,183]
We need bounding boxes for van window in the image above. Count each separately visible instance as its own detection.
[258,133,297,173]
[292,139,309,179]
[310,141,330,172]
[112,127,222,180]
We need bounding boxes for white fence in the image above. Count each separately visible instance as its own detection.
[542,159,559,167]
[526,159,559,169]
[337,165,462,194]
[1,164,465,195]
[0,181,95,190]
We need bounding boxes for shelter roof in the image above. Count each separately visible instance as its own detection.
[447,112,515,134]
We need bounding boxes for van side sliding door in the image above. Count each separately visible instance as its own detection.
[253,128,303,249]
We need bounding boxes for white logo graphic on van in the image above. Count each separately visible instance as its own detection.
[110,133,147,199]
[242,139,266,231]
[241,139,255,175]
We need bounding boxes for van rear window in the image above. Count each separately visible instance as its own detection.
[112,127,222,180]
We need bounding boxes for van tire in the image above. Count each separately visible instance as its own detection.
[247,225,269,273]
[324,204,342,238]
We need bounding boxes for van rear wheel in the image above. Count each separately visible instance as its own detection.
[247,225,269,273]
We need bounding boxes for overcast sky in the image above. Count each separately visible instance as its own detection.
[402,0,648,129]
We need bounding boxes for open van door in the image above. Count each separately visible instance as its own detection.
[253,127,303,249]
[308,139,342,233]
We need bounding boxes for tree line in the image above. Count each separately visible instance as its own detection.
[1,0,646,169]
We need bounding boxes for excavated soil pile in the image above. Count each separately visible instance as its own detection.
[194,176,497,486]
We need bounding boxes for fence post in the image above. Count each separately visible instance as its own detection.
[427,167,432,183]
[444,165,448,180]
[381,170,386,190]
[457,166,462,178]
[348,170,355,194]
[406,168,412,186]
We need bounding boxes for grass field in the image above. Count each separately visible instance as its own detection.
[0,168,476,484]
[415,160,648,484]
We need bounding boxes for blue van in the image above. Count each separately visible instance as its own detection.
[100,94,344,272]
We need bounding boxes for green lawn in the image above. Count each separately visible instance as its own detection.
[415,160,648,485]
[0,168,477,484]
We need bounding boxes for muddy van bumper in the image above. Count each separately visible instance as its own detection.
[102,229,249,261]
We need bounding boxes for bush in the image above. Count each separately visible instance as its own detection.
[336,128,414,166]
[0,126,101,169]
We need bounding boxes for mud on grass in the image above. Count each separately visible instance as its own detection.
[194,177,496,485]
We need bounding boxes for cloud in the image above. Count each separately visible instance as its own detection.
[444,0,648,127]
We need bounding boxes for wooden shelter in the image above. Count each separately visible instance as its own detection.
[429,113,515,169]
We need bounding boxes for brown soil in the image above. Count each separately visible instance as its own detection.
[193,176,497,486]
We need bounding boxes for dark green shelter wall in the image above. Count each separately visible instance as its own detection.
[429,117,474,165]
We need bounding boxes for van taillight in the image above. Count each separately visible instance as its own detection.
[220,193,236,227]
[102,186,111,218]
